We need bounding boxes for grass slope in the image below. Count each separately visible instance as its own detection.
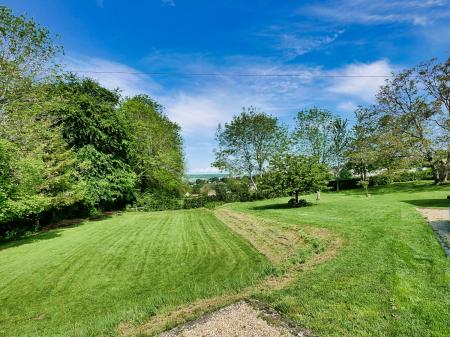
[0,209,270,337]
[228,182,450,337]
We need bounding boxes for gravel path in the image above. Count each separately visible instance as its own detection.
[417,208,450,256]
[158,301,308,337]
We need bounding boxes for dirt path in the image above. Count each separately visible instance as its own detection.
[417,208,450,256]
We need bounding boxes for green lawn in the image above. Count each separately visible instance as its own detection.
[0,209,270,337]
[1,182,449,337]
[228,182,450,337]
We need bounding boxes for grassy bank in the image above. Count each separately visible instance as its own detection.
[0,209,270,337]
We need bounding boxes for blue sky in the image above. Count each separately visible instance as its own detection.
[4,0,450,173]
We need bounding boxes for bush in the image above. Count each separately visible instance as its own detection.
[369,174,392,186]
[392,169,433,182]
[134,192,181,211]
[287,198,311,207]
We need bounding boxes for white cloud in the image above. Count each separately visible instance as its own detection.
[337,101,358,112]
[299,0,449,26]
[64,56,160,97]
[327,59,393,102]
[62,53,401,171]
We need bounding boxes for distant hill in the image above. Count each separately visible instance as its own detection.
[186,173,229,182]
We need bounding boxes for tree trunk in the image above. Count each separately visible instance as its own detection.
[316,190,321,200]
[295,191,299,204]
[249,174,257,190]
[336,178,340,192]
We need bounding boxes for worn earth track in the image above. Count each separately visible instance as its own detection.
[118,208,341,337]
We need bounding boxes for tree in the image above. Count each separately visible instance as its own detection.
[51,75,130,160]
[213,107,288,188]
[330,118,351,191]
[0,6,61,114]
[417,58,450,182]
[260,154,329,206]
[346,107,379,181]
[120,95,185,196]
[376,60,449,183]
[292,108,333,164]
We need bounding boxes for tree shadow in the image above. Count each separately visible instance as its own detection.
[251,203,313,210]
[0,212,115,251]
[402,198,449,208]
[0,230,63,251]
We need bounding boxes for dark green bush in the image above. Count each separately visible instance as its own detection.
[391,169,433,182]
[134,192,181,211]
[369,174,392,186]
[288,198,311,208]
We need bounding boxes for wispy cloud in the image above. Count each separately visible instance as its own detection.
[64,56,161,97]
[278,30,345,58]
[299,0,449,26]
[161,0,175,7]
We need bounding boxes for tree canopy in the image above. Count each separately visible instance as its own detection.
[213,106,288,188]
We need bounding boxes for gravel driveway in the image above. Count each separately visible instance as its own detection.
[158,301,309,337]
[417,208,450,256]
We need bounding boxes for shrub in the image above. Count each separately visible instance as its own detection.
[391,169,433,182]
[369,174,392,186]
[287,198,311,208]
[134,192,181,211]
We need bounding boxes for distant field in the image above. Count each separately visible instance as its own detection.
[229,181,450,337]
[0,210,269,337]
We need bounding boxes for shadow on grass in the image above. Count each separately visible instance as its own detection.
[402,198,449,208]
[0,212,115,251]
[251,203,291,210]
[251,203,314,211]
[0,230,63,251]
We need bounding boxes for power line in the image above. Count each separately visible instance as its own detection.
[68,70,394,78]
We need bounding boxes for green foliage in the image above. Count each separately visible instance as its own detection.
[133,192,182,211]
[293,107,334,164]
[260,154,330,205]
[52,76,130,160]
[0,6,61,112]
[287,198,311,207]
[213,106,288,187]
[75,145,136,211]
[120,95,185,195]
[368,174,392,186]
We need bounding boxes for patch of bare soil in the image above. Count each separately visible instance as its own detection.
[417,208,449,256]
[157,301,311,337]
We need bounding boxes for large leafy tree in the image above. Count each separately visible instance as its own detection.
[375,59,449,183]
[51,75,130,161]
[292,108,333,164]
[213,107,288,188]
[120,95,185,195]
[0,6,61,114]
[330,118,351,191]
[260,154,329,205]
